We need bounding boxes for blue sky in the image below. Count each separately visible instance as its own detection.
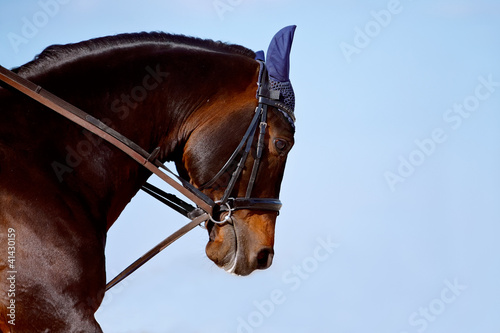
[1,1,500,332]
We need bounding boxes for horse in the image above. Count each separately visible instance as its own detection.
[0,26,296,332]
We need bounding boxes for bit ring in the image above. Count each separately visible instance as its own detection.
[209,202,232,224]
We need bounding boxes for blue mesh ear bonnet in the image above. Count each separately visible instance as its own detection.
[268,78,295,124]
[258,26,296,124]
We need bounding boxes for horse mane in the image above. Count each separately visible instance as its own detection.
[14,31,256,76]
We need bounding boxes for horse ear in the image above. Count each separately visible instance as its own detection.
[266,25,296,82]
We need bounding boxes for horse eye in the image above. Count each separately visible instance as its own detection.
[274,139,288,151]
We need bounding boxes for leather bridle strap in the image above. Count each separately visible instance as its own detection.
[199,60,283,217]
[218,106,262,205]
[220,198,282,212]
[245,103,268,198]
[0,65,214,215]
[141,182,197,218]
[199,104,262,191]
[105,212,209,291]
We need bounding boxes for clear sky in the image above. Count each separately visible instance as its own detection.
[1,1,500,332]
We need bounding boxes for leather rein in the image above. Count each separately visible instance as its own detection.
[0,60,292,291]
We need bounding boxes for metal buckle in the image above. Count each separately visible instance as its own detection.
[209,201,233,224]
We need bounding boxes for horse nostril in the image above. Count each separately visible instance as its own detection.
[256,248,274,270]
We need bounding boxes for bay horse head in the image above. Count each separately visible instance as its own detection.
[178,25,297,276]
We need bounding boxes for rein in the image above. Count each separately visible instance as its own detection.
[0,65,214,215]
[0,59,290,291]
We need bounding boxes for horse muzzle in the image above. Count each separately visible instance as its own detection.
[205,211,276,276]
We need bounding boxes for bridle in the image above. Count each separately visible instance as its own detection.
[200,60,295,223]
[0,58,294,290]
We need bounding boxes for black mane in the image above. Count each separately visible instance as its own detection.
[14,31,256,76]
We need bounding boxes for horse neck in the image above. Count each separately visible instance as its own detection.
[11,46,259,229]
